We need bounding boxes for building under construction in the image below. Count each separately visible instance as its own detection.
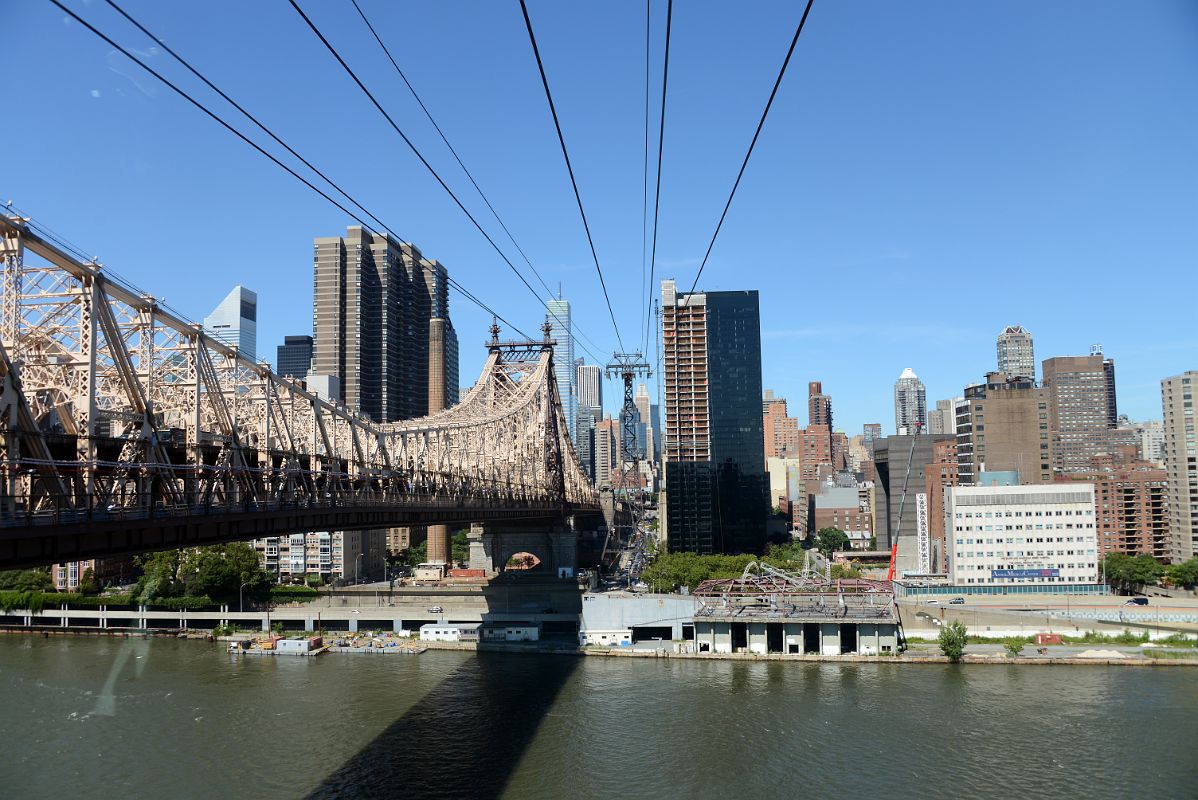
[692,561,902,655]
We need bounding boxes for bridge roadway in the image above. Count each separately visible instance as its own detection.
[0,497,598,570]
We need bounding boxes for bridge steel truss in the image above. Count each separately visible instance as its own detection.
[0,216,598,568]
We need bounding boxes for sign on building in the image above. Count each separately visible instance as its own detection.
[991,568,1060,579]
[915,492,930,574]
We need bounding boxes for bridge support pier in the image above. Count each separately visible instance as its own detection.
[469,520,578,578]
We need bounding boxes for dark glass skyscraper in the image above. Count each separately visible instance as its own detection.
[276,335,313,380]
[662,281,767,555]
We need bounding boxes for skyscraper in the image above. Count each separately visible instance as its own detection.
[1042,354,1113,474]
[763,391,800,460]
[634,382,655,462]
[808,381,832,428]
[577,361,602,410]
[1100,348,1118,427]
[997,325,1035,380]
[893,368,927,435]
[927,398,958,435]
[203,285,257,360]
[276,335,313,380]
[954,372,1052,485]
[661,279,767,555]
[311,226,456,422]
[575,405,598,481]
[862,423,882,456]
[1162,371,1198,561]
[545,299,578,444]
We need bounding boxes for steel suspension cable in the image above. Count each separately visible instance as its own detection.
[685,0,815,296]
[289,0,612,363]
[517,0,625,353]
[48,0,534,339]
[643,0,673,355]
[348,0,557,301]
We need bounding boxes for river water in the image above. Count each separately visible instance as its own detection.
[1,636,1195,799]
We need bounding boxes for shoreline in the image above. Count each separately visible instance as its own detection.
[4,626,1196,666]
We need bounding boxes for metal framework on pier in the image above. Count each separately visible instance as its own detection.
[694,561,897,621]
[0,215,597,567]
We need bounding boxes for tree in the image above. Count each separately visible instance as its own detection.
[0,568,52,592]
[814,527,850,558]
[180,543,270,605]
[399,540,428,569]
[1103,552,1164,594]
[939,620,968,662]
[451,530,471,564]
[1165,558,1198,589]
[1003,638,1024,658]
[135,550,182,604]
[78,567,100,595]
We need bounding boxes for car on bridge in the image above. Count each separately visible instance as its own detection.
[1123,597,1149,606]
[427,606,444,614]
[949,597,966,605]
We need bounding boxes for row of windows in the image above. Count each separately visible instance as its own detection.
[956,509,1092,518]
[956,536,1088,545]
[961,576,1091,584]
[957,550,1096,559]
[957,523,1095,532]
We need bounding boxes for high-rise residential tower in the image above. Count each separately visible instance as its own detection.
[203,285,257,360]
[893,368,927,435]
[577,361,602,410]
[311,227,456,422]
[863,423,882,455]
[808,381,832,428]
[1042,354,1114,474]
[1162,372,1198,561]
[276,335,313,380]
[661,280,767,555]
[763,391,800,460]
[927,398,959,435]
[997,325,1035,381]
[545,299,578,444]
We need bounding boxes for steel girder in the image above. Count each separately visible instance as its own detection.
[0,216,598,543]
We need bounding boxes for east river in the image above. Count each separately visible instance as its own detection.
[2,636,1196,799]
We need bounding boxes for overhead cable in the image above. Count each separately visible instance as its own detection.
[517,0,625,353]
[289,0,612,362]
[49,0,534,339]
[685,0,815,296]
[644,0,672,353]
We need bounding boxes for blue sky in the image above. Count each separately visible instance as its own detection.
[4,0,1197,433]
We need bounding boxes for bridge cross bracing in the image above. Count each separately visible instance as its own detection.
[0,215,597,568]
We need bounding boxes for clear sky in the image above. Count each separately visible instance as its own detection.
[5,0,1197,433]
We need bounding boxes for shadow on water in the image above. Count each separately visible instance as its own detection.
[308,650,580,800]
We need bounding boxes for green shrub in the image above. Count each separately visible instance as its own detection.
[147,596,215,611]
[269,585,318,603]
[938,620,968,662]
[1003,639,1025,658]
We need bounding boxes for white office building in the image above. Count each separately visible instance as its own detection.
[945,484,1098,586]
